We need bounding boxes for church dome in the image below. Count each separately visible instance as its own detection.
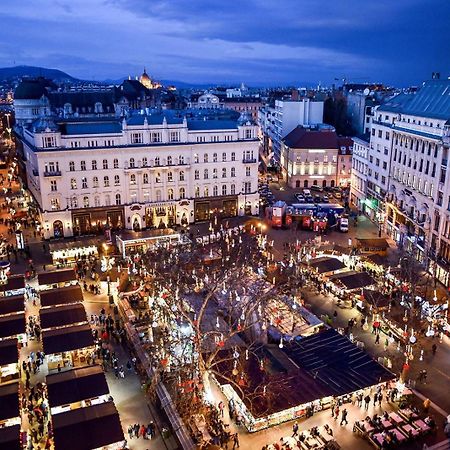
[139,68,152,88]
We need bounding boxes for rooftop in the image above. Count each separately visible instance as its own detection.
[283,126,339,149]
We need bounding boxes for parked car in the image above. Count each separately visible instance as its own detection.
[311,185,324,192]
[333,192,342,199]
[322,195,330,203]
[295,193,305,202]
[314,195,321,203]
[339,216,349,232]
[303,189,311,197]
[305,195,314,203]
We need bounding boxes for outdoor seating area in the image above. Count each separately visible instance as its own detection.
[354,407,434,448]
[267,425,339,450]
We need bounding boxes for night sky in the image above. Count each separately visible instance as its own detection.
[0,0,449,86]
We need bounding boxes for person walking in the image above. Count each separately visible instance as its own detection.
[334,405,340,420]
[357,392,363,407]
[292,421,299,437]
[375,333,380,344]
[340,408,348,426]
[364,395,371,410]
[423,398,431,413]
[232,433,240,449]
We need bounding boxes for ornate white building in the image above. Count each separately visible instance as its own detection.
[14,110,259,239]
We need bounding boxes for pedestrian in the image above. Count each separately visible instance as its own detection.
[334,405,340,420]
[128,425,133,439]
[232,433,240,449]
[373,393,378,406]
[357,392,363,407]
[423,398,431,413]
[218,401,225,417]
[364,395,370,410]
[292,421,299,437]
[375,333,380,344]
[340,408,348,426]
[378,393,383,407]
[361,317,366,328]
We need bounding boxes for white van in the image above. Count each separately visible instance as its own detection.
[303,189,311,196]
[339,217,349,232]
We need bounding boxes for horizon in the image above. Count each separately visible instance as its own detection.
[0,1,449,86]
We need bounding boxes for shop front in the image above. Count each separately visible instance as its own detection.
[194,196,238,222]
[72,207,124,236]
[0,338,19,384]
[49,238,99,267]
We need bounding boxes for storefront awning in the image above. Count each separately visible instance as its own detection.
[0,382,19,421]
[0,313,25,339]
[46,365,109,408]
[42,323,94,355]
[0,338,18,366]
[0,295,24,315]
[309,256,346,273]
[0,275,25,293]
[52,402,124,450]
[38,268,77,286]
[330,271,375,290]
[40,285,83,307]
[0,424,20,450]
[39,303,87,330]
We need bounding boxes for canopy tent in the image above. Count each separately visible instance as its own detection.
[0,313,25,339]
[309,256,346,274]
[329,271,375,290]
[0,382,19,421]
[40,285,83,308]
[0,424,21,450]
[0,338,18,366]
[362,289,391,309]
[37,268,77,286]
[42,323,94,355]
[356,238,389,253]
[46,365,109,408]
[52,402,124,450]
[0,275,25,293]
[0,295,24,316]
[40,303,87,330]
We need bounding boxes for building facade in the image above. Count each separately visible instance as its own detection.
[14,111,259,239]
[350,137,369,210]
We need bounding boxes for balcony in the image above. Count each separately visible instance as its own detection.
[43,170,62,177]
[242,157,257,163]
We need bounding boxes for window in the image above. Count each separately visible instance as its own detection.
[156,190,162,202]
[152,132,161,143]
[114,175,120,186]
[167,172,173,182]
[204,186,209,197]
[143,173,149,184]
[213,168,218,179]
[94,196,100,207]
[129,158,135,168]
[81,161,86,171]
[194,154,199,163]
[155,157,160,166]
[169,131,180,142]
[213,185,218,196]
[386,132,390,140]
[222,185,227,195]
[69,161,75,172]
[246,167,251,176]
[167,156,173,165]
[222,152,227,162]
[50,180,57,192]
[43,136,56,148]
[105,194,110,206]
[231,167,236,177]
[142,157,148,167]
[81,177,88,189]
[194,170,199,180]
[381,176,386,184]
[195,187,200,198]
[93,176,99,188]
[168,188,174,200]
[213,153,218,162]
[245,129,252,139]
[179,171,185,181]
[115,194,121,205]
[371,128,375,136]
[156,172,161,183]
[204,169,209,179]
[378,130,382,138]
[231,152,236,161]
[179,187,185,199]
[244,182,251,193]
[113,159,119,169]
[50,198,60,210]
[383,162,387,170]
[104,176,110,187]
[130,174,136,185]
[204,154,209,163]
[92,160,97,170]
[231,184,236,194]
[70,196,78,208]
[179,155,184,165]
[70,178,77,189]
[131,133,143,144]
[83,196,89,208]
[222,168,227,178]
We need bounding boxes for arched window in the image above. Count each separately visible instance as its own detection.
[222,185,227,195]
[143,173,149,184]
[91,160,97,170]
[231,152,236,161]
[179,155,184,164]
[114,175,120,186]
[94,102,103,113]
[179,171,185,181]
[69,161,75,172]
[213,168,217,179]
[103,159,108,169]
[194,170,199,180]
[213,153,218,162]
[83,196,90,208]
[231,167,236,177]
[222,168,227,178]
[81,177,88,189]
[231,184,235,194]
[70,178,77,189]
[115,193,121,205]
[80,161,86,171]
[104,176,109,187]
[94,196,100,207]
[179,187,185,199]
[204,154,208,163]
[204,169,209,179]
[194,154,199,164]
[167,172,173,182]
[130,174,136,185]
[213,185,218,196]
[113,158,119,169]
[70,196,78,208]
[155,157,160,166]
[156,172,161,183]
[129,158,135,168]
[168,188,174,200]
[142,157,148,167]
[167,156,172,165]
[222,152,227,162]
[93,176,99,188]
[204,186,209,197]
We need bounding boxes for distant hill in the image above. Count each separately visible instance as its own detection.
[104,76,210,89]
[0,65,78,82]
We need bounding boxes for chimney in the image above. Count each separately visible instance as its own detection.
[291,89,299,101]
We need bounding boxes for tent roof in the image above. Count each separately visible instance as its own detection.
[0,275,25,292]
[38,268,77,285]
[329,271,375,290]
[0,295,24,315]
[46,365,109,407]
[356,238,389,250]
[309,256,346,273]
[40,285,83,307]
[0,382,19,421]
[0,313,25,339]
[0,424,21,450]
[39,303,87,330]
[0,338,18,366]
[52,402,124,450]
[42,323,94,354]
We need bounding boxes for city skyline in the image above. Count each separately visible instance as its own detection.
[0,0,449,86]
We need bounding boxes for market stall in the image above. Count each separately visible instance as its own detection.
[39,303,88,330]
[0,295,24,316]
[329,271,376,291]
[42,323,94,371]
[0,338,19,384]
[39,285,83,308]
[51,402,125,450]
[356,238,389,255]
[116,228,181,258]
[0,424,21,450]
[0,313,25,340]
[0,275,25,296]
[309,256,347,274]
[0,382,19,424]
[37,268,77,288]
[49,238,99,267]
[46,365,110,414]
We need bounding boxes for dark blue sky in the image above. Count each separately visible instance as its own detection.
[0,0,449,86]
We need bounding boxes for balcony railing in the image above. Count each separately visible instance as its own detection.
[43,170,62,177]
[242,157,257,163]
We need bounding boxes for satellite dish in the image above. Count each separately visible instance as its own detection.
[363,88,370,96]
